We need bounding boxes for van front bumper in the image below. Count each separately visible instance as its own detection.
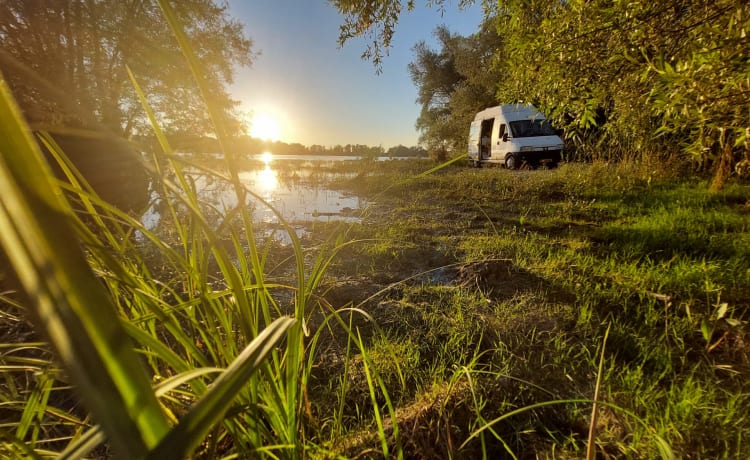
[518,149,562,165]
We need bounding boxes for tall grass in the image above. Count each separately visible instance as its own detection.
[0,1,415,456]
[0,2,354,458]
[1,60,312,460]
[3,4,748,458]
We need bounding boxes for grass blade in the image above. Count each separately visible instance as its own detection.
[147,316,296,459]
[586,323,611,460]
[0,76,170,457]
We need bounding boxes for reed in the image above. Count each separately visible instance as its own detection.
[3,2,749,458]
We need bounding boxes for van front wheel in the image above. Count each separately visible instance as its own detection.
[505,154,520,170]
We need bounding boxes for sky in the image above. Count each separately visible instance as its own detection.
[227,1,485,149]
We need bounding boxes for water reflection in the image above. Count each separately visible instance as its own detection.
[240,166,278,193]
[239,153,363,225]
[142,152,366,243]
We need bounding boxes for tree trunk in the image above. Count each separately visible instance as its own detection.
[710,130,734,193]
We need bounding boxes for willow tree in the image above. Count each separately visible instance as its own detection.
[409,20,502,154]
[0,0,253,137]
[641,1,750,190]
[332,0,750,189]
[494,0,750,186]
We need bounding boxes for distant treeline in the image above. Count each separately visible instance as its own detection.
[137,134,427,158]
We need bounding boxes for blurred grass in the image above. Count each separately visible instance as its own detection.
[2,3,749,457]
[0,76,171,458]
[0,3,305,457]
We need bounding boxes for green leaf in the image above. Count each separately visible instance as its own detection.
[0,77,170,458]
[146,316,296,460]
[700,319,711,342]
[714,302,729,320]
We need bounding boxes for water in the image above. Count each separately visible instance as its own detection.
[141,153,372,243]
[247,153,424,163]
[238,166,364,224]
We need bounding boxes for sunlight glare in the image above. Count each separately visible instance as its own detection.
[250,112,282,141]
[257,166,278,192]
[261,151,273,165]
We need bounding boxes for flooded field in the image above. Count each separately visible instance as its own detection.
[141,153,379,242]
[241,153,366,224]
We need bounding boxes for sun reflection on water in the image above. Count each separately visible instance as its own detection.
[238,151,278,192]
[256,165,277,191]
[235,153,370,228]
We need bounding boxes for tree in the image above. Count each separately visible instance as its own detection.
[387,144,427,157]
[493,0,654,160]
[0,0,253,137]
[641,1,750,190]
[494,0,749,185]
[331,0,480,71]
[409,19,502,155]
[334,0,749,189]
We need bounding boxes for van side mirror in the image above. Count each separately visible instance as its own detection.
[502,133,509,142]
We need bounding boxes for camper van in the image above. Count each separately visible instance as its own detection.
[468,104,563,169]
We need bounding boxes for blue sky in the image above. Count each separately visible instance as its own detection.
[227,1,484,149]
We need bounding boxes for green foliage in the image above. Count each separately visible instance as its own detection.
[643,1,750,189]
[494,0,750,182]
[336,0,750,187]
[332,0,480,70]
[0,0,252,136]
[409,20,503,153]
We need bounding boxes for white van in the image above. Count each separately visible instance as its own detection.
[468,104,563,169]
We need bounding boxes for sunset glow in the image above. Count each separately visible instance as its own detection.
[249,112,282,141]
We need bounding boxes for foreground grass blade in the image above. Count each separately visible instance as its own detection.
[147,316,296,459]
[586,324,611,460]
[0,77,170,457]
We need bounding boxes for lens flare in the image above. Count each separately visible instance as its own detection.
[250,113,282,141]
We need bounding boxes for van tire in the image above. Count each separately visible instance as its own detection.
[505,154,520,170]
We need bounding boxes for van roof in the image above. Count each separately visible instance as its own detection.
[473,104,545,122]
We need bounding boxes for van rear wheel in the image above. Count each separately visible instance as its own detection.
[505,153,520,170]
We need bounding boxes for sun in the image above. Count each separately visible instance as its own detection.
[249,112,282,142]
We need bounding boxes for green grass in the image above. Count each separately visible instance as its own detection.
[0,2,345,458]
[2,5,749,456]
[320,160,749,458]
[3,115,748,458]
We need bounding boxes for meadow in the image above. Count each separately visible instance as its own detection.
[2,133,748,458]
[318,159,750,458]
[1,3,747,455]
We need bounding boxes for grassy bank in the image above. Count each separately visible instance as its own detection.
[2,134,749,458]
[315,160,750,458]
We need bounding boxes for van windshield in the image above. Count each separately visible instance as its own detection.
[509,119,557,138]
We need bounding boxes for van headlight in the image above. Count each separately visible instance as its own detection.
[520,146,535,152]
